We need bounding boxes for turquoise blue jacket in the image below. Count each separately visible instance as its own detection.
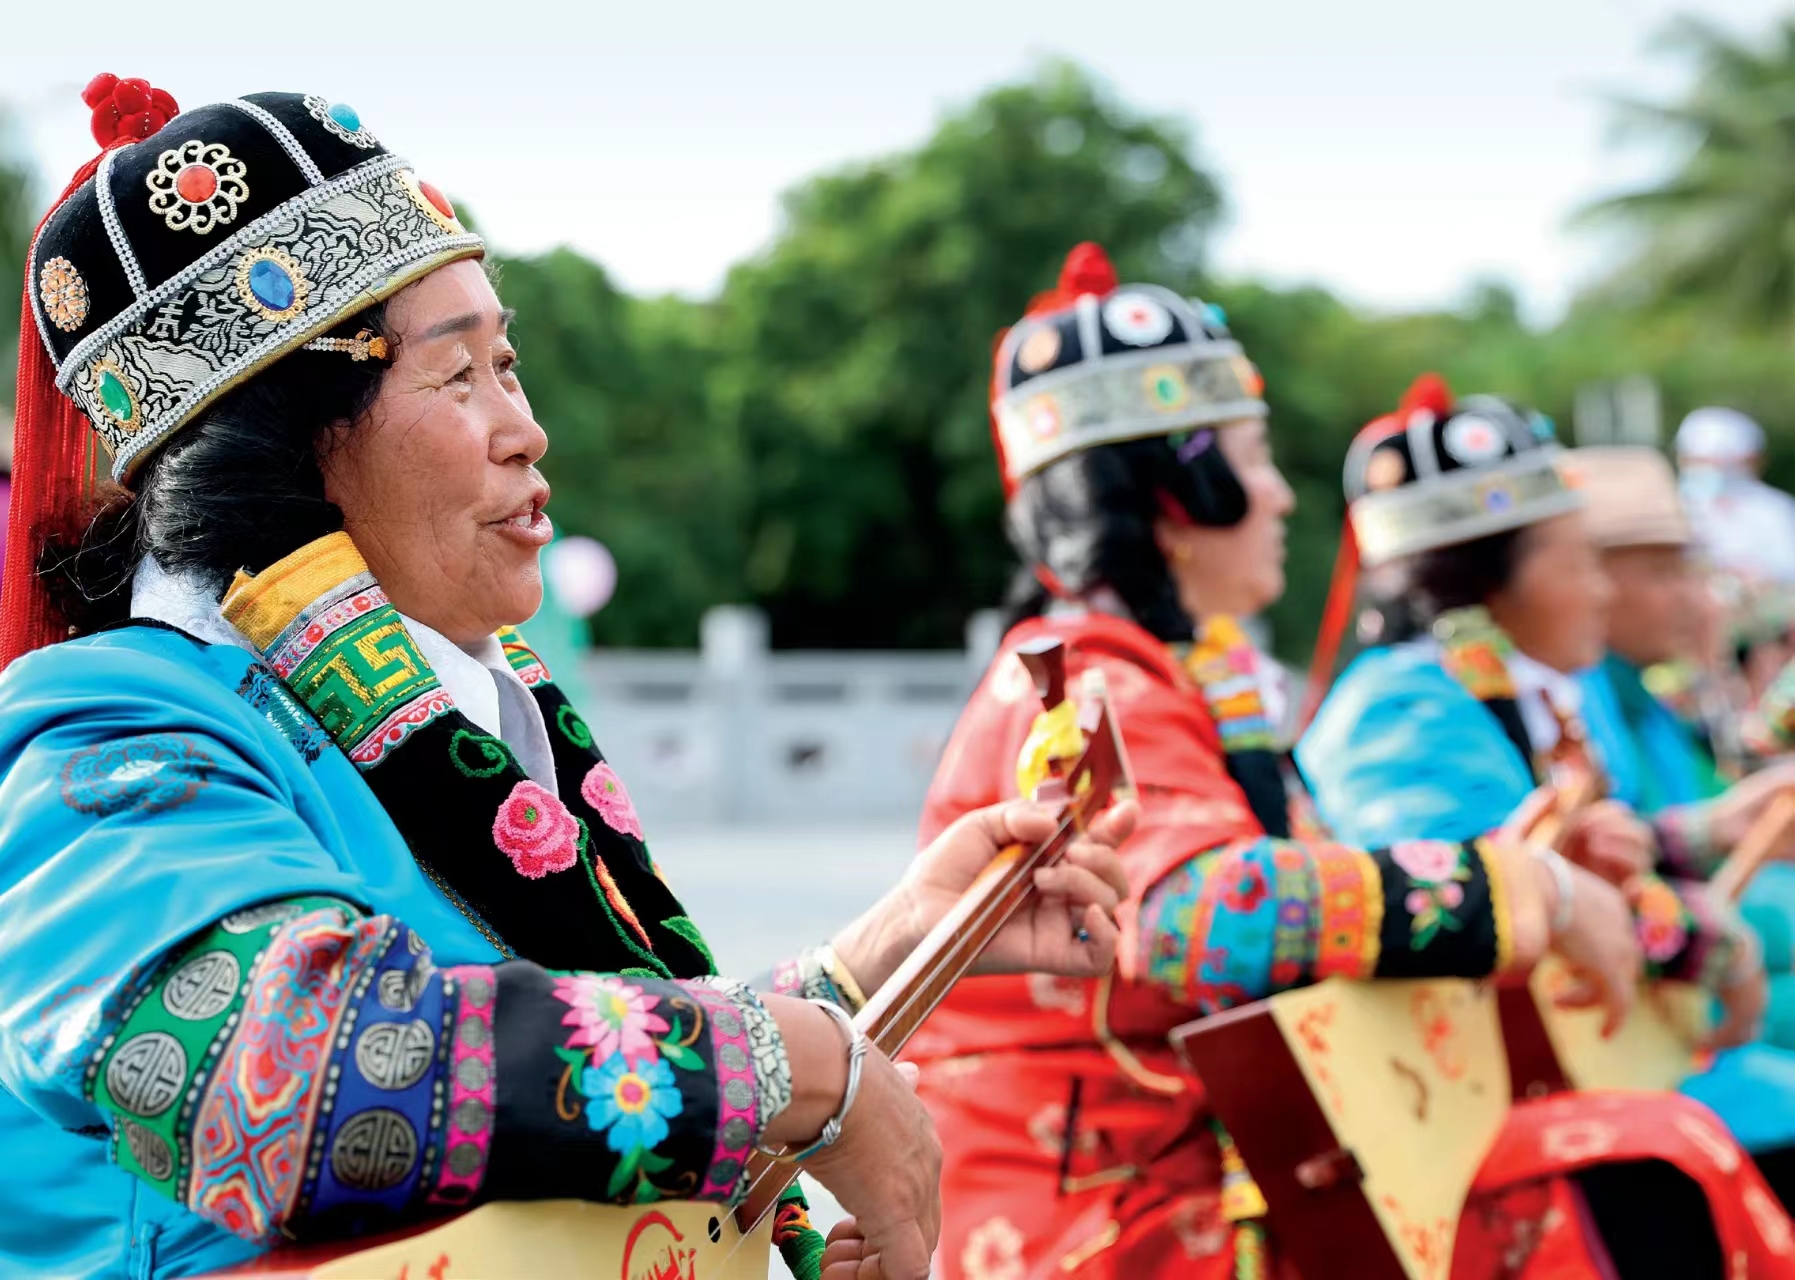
[0,627,502,1279]
[1582,654,1795,1063]
[1299,643,1795,1153]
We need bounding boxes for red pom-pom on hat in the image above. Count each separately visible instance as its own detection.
[1399,371,1454,419]
[83,72,178,149]
[1059,242,1118,300]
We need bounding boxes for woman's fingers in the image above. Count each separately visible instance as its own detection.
[1086,799,1139,848]
[1075,903,1120,971]
[1062,833,1131,897]
[1033,862,1123,912]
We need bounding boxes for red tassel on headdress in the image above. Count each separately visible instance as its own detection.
[1296,373,1457,730]
[0,75,177,670]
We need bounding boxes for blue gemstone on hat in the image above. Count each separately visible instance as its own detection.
[327,102,362,133]
[248,258,296,312]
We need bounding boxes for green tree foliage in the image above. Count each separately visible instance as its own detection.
[709,60,1222,647]
[496,249,746,646]
[0,111,37,416]
[1581,16,1795,326]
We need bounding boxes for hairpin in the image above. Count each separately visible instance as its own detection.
[302,328,390,362]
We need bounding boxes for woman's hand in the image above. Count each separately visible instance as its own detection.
[1538,858,1644,1037]
[1704,761,1795,856]
[761,996,941,1280]
[1560,801,1656,886]
[829,799,1136,995]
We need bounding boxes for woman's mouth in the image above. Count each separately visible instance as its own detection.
[490,496,553,548]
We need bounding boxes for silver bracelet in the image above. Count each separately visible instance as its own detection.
[755,998,867,1164]
[1531,846,1577,937]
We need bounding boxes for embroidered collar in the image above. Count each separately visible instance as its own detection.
[130,556,557,787]
[1420,606,1585,756]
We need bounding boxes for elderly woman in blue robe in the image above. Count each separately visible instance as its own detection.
[0,78,1130,1280]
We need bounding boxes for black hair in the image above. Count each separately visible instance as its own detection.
[44,305,389,633]
[1362,526,1526,644]
[1002,430,1248,642]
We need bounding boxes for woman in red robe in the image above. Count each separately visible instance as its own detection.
[906,244,1795,1280]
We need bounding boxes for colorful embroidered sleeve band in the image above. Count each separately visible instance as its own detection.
[1633,874,1755,992]
[1653,803,1728,881]
[85,895,786,1243]
[1135,836,1509,1014]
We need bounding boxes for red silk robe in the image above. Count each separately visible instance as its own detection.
[910,611,1795,1280]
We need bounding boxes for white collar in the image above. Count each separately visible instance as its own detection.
[130,557,557,788]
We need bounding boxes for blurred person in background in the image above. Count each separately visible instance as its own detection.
[1300,381,1795,1273]
[1677,407,1795,590]
[906,252,1786,1280]
[1569,446,1795,1136]
[0,77,1136,1280]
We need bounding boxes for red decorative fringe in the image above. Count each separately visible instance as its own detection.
[1,153,108,670]
[1298,516,1360,734]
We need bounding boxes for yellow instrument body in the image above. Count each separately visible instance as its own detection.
[300,1200,771,1280]
[1270,978,1510,1280]
[1529,959,1708,1093]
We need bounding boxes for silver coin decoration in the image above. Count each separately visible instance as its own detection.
[121,1119,174,1180]
[462,973,493,1008]
[723,1078,753,1110]
[354,1020,435,1091]
[106,1032,187,1118]
[718,1043,748,1073]
[454,1056,490,1093]
[452,1097,490,1134]
[713,1009,743,1039]
[330,1108,419,1191]
[161,950,241,1021]
[721,1116,752,1149]
[456,1014,490,1051]
[446,1140,484,1178]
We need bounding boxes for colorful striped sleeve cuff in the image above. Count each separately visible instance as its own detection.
[1137,836,1508,1014]
[83,897,786,1244]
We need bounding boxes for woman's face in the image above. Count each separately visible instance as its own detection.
[322,260,551,645]
[1487,511,1613,673]
[1601,544,1699,669]
[1154,417,1295,621]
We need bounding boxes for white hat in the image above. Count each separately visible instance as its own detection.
[1675,407,1765,464]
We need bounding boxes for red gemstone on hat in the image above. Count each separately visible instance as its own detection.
[418,180,455,221]
[175,164,218,203]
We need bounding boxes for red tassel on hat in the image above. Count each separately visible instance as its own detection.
[0,75,178,670]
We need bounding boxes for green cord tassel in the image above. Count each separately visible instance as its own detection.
[773,1183,828,1280]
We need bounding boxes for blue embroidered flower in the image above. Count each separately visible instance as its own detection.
[59,734,214,816]
[581,1054,683,1153]
[236,665,330,765]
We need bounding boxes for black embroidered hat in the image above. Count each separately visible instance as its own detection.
[989,242,1266,497]
[4,74,484,669]
[27,84,483,481]
[1343,373,1582,568]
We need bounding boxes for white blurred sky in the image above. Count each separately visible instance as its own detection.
[1,0,1787,322]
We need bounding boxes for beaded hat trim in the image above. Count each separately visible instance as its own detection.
[1349,446,1581,567]
[992,341,1265,484]
[42,150,479,479]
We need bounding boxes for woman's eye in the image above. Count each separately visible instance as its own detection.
[449,362,475,384]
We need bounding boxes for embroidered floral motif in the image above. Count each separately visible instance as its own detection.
[581,1055,684,1154]
[450,728,514,779]
[1390,840,1471,950]
[1634,876,1691,965]
[962,1215,1027,1280]
[550,981,714,1201]
[60,733,215,817]
[582,763,645,840]
[555,703,593,749]
[492,781,580,878]
[236,666,329,765]
[552,974,669,1061]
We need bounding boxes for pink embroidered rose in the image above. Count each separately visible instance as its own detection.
[1390,840,1461,886]
[492,780,580,878]
[1405,889,1432,916]
[1440,882,1464,909]
[551,973,669,1061]
[582,762,645,841]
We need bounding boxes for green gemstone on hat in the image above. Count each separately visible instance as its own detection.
[1154,376,1178,402]
[98,369,134,422]
[327,102,362,132]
